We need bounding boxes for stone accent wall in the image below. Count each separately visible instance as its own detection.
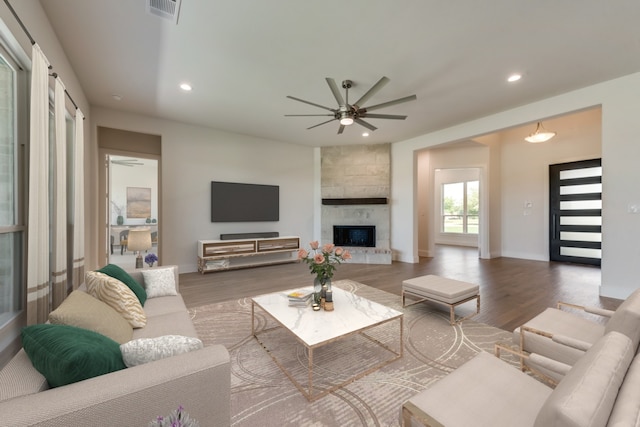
[321,144,391,263]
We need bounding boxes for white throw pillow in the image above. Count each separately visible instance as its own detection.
[120,335,203,367]
[141,268,177,298]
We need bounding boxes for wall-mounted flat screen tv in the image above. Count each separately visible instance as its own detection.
[211,181,279,222]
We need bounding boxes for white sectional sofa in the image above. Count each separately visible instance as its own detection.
[0,265,230,427]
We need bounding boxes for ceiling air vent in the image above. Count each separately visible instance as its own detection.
[147,0,182,24]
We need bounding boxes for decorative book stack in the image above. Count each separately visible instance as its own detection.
[287,289,313,307]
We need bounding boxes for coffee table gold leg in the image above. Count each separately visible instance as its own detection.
[251,301,255,336]
[400,316,404,357]
[308,347,313,399]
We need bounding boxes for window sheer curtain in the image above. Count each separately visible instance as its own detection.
[72,109,85,290]
[51,77,67,309]
[26,44,51,324]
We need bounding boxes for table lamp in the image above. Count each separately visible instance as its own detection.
[127,229,152,268]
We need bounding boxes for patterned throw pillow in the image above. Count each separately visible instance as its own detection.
[48,290,133,344]
[141,268,178,298]
[98,264,147,306]
[120,335,203,367]
[85,271,147,328]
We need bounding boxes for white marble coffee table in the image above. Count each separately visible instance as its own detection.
[251,286,403,401]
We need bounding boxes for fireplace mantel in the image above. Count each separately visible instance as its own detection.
[322,198,387,205]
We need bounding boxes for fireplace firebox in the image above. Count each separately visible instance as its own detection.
[333,225,376,247]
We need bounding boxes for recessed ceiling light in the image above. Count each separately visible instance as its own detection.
[362,132,369,137]
[507,74,522,83]
[112,94,122,101]
[180,83,192,91]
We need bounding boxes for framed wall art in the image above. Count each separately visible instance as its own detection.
[126,187,152,218]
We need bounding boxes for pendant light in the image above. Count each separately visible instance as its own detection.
[525,122,556,143]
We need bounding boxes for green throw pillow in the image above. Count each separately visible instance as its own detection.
[21,324,126,388]
[98,263,147,306]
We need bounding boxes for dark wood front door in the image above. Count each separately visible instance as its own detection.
[549,159,602,266]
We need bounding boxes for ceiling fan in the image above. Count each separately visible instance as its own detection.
[111,159,143,167]
[286,76,417,134]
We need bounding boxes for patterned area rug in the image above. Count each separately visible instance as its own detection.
[189,280,516,427]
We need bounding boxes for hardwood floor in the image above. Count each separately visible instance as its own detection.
[179,245,619,332]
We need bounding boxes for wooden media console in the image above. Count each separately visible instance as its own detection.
[197,236,300,273]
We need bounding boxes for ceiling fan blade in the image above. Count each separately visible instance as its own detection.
[353,76,390,107]
[363,94,417,112]
[286,95,335,112]
[337,125,345,135]
[284,114,334,117]
[307,118,337,130]
[361,113,408,120]
[354,118,377,131]
[325,78,345,106]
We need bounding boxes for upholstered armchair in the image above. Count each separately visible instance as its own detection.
[403,332,637,427]
[512,288,640,382]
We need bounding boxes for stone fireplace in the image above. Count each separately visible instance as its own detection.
[321,144,392,264]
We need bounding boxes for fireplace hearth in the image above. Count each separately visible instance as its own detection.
[333,225,376,247]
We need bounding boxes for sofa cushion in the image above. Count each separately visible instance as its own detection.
[141,267,178,299]
[85,271,147,328]
[604,288,640,351]
[514,307,605,365]
[48,290,133,344]
[143,293,188,318]
[98,263,147,306]
[133,311,198,340]
[120,335,204,367]
[406,351,552,426]
[0,349,49,401]
[607,353,640,426]
[21,324,127,388]
[533,331,633,427]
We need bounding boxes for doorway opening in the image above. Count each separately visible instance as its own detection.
[97,126,162,269]
[107,155,159,270]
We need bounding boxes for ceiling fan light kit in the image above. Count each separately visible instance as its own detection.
[286,76,417,134]
[525,121,557,143]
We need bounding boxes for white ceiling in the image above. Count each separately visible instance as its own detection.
[40,1,640,147]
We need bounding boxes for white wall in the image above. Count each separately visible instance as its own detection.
[393,72,640,299]
[500,109,601,260]
[92,107,316,273]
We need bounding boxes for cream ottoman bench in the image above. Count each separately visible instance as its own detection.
[402,275,480,324]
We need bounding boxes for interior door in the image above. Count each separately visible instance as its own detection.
[549,159,602,266]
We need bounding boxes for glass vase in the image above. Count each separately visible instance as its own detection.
[313,277,322,304]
